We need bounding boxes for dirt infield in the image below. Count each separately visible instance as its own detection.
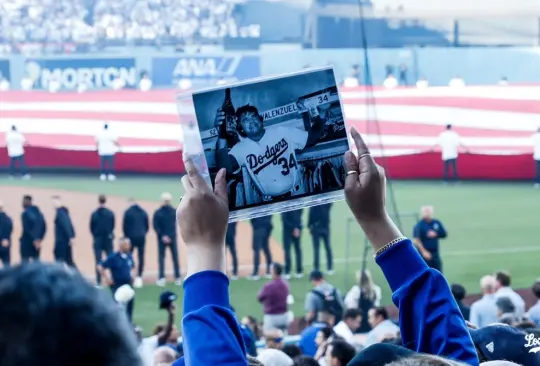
[0,186,284,281]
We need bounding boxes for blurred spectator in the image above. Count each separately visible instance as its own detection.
[416,76,428,89]
[153,346,176,366]
[470,275,499,328]
[343,64,361,87]
[333,308,362,345]
[451,284,470,321]
[281,344,302,360]
[449,75,465,88]
[325,340,356,366]
[365,306,399,347]
[305,269,344,324]
[293,355,319,366]
[0,75,10,91]
[241,315,262,340]
[48,76,61,93]
[263,328,284,350]
[496,296,518,325]
[527,279,540,326]
[139,71,152,91]
[258,262,292,332]
[112,75,125,90]
[344,269,381,332]
[299,312,335,357]
[257,348,294,366]
[498,76,509,86]
[383,73,398,89]
[398,64,408,85]
[494,271,526,316]
[20,74,34,90]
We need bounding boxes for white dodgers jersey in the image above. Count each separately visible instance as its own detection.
[230,126,308,196]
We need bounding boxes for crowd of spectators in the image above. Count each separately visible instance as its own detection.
[1,130,539,366]
[0,0,257,47]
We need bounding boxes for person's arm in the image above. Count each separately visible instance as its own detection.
[144,211,149,234]
[153,211,162,238]
[468,303,480,328]
[344,286,359,309]
[90,212,97,237]
[156,304,176,345]
[437,221,448,239]
[122,210,129,238]
[98,257,113,285]
[24,212,39,241]
[215,139,240,176]
[412,224,428,256]
[59,210,72,239]
[257,284,267,302]
[376,238,478,365]
[304,292,317,322]
[182,271,247,365]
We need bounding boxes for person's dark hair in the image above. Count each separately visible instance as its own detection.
[372,306,389,320]
[281,344,302,359]
[98,194,107,205]
[514,319,537,330]
[236,105,261,120]
[495,296,515,314]
[104,123,109,130]
[451,284,466,301]
[23,195,32,202]
[330,340,356,365]
[532,280,540,299]
[246,315,262,338]
[0,262,141,366]
[343,308,363,320]
[386,354,465,365]
[495,271,511,287]
[446,124,452,130]
[11,125,16,131]
[319,326,334,340]
[272,263,283,277]
[293,355,320,366]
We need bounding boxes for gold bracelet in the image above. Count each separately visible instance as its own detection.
[374,237,407,258]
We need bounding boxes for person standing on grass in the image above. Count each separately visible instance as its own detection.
[250,215,273,280]
[257,263,291,332]
[281,209,304,279]
[432,124,467,184]
[5,125,30,179]
[412,205,447,273]
[309,203,333,274]
[0,201,13,267]
[532,127,540,188]
[90,194,115,286]
[123,197,149,288]
[52,195,77,269]
[96,123,120,181]
[20,195,46,262]
[153,192,181,287]
[226,222,239,280]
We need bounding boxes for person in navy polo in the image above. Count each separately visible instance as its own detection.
[98,237,135,321]
[412,205,448,273]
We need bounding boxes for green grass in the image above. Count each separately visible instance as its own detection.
[2,175,539,334]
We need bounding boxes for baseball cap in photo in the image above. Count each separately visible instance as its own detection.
[159,290,177,309]
[309,269,324,281]
[470,324,540,366]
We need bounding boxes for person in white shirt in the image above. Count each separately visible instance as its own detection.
[332,308,362,346]
[416,76,429,89]
[433,124,467,183]
[383,74,398,89]
[493,271,526,316]
[136,302,177,366]
[5,125,30,179]
[20,76,34,91]
[364,307,399,347]
[532,127,540,188]
[469,275,499,328]
[0,76,10,91]
[95,123,120,181]
[449,75,465,88]
[139,74,152,92]
[344,269,381,333]
[112,76,125,90]
[48,77,61,93]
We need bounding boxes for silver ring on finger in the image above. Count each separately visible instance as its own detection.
[359,153,371,159]
[346,170,358,176]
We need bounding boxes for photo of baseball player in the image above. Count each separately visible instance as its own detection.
[191,67,349,212]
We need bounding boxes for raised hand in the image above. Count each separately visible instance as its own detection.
[214,108,226,129]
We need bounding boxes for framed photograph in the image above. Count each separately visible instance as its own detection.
[178,66,350,221]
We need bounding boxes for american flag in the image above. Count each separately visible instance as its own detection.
[1,86,538,156]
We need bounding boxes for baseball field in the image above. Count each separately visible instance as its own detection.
[0,175,538,335]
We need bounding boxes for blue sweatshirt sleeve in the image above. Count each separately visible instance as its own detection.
[375,239,478,366]
[182,271,247,366]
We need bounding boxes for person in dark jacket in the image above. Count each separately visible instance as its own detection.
[153,192,181,287]
[250,215,273,280]
[20,195,46,262]
[52,195,76,268]
[281,209,303,278]
[225,222,239,279]
[123,197,149,288]
[308,203,333,273]
[0,202,13,267]
[90,194,115,286]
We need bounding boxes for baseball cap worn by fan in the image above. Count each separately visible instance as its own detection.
[159,290,177,309]
[471,324,540,366]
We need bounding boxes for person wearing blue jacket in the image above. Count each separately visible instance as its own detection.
[172,161,248,366]
[90,194,115,286]
[153,192,181,286]
[344,128,478,365]
[0,202,13,267]
[122,198,149,288]
[20,195,46,261]
[52,196,76,268]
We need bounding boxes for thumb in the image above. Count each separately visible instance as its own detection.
[214,168,229,205]
[343,151,359,192]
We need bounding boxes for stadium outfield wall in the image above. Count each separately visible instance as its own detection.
[1,87,538,180]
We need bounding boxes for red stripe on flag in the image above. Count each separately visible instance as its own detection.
[1,110,179,124]
[0,133,180,147]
